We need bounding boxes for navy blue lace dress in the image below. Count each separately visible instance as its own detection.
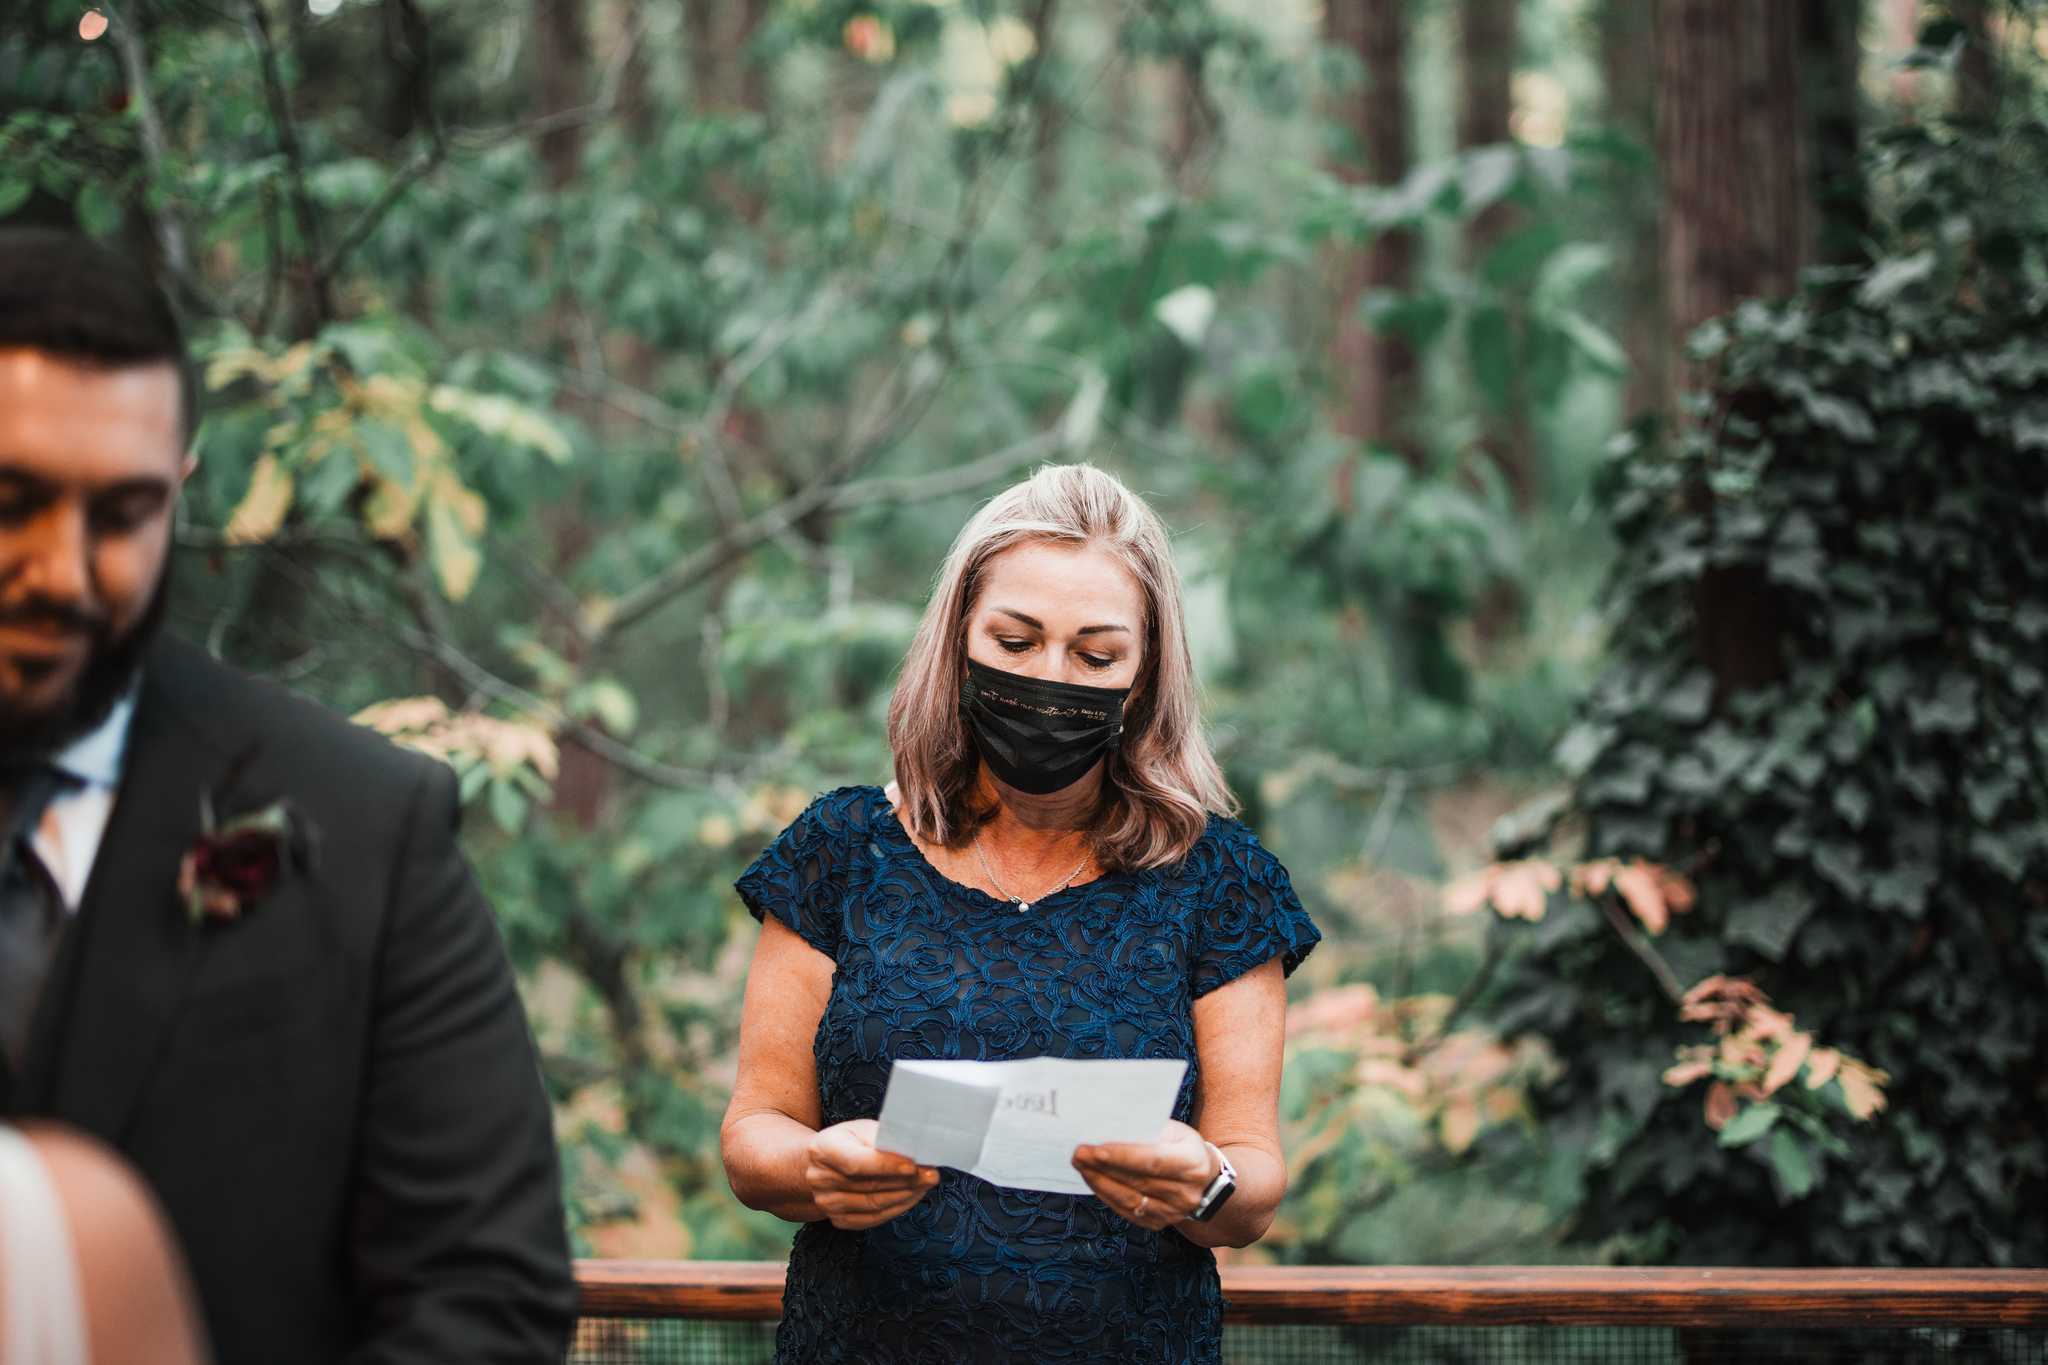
[735,785,1321,1365]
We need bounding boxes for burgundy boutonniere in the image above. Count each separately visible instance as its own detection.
[178,798,315,925]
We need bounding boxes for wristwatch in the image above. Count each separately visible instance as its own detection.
[1188,1142,1237,1223]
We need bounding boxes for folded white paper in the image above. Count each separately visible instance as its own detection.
[874,1056,1188,1195]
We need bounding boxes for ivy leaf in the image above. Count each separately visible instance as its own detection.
[76,180,121,238]
[1467,304,1514,410]
[1857,250,1936,307]
[1458,145,1520,216]
[1768,1126,1818,1201]
[0,175,32,217]
[1718,1101,1781,1148]
[1797,393,1875,443]
[1868,863,1936,917]
[1907,674,1977,735]
[1725,886,1814,963]
[1659,671,1715,725]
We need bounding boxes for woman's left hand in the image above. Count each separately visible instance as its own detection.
[1072,1120,1217,1231]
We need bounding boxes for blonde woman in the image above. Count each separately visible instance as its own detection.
[722,464,1319,1363]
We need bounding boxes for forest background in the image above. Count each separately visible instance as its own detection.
[2,0,2044,1269]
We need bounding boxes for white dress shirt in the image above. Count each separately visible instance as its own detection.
[31,694,135,914]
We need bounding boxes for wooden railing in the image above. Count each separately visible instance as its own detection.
[576,1260,2048,1328]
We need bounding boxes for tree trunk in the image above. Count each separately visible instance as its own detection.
[532,0,611,829]
[1026,0,1062,236]
[1166,50,1216,198]
[1951,0,2000,119]
[613,0,656,148]
[1458,0,1531,512]
[1458,0,1516,248]
[1327,0,1418,459]
[1600,0,1663,422]
[1657,0,1812,695]
[733,0,772,116]
[1656,0,1808,395]
[1802,0,1868,267]
[683,0,718,110]
[533,0,589,191]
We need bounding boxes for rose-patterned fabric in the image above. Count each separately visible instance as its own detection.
[735,784,1320,1365]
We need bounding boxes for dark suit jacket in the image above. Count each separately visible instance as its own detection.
[0,635,576,1363]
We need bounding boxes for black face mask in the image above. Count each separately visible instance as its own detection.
[959,657,1129,796]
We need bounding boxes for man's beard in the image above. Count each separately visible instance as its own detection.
[0,560,172,761]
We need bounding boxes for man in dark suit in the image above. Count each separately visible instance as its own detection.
[0,227,576,1361]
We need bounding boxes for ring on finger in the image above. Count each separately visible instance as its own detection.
[1134,1195,1150,1219]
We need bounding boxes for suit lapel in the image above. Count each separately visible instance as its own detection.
[19,638,249,1141]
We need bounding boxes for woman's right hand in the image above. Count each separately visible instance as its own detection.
[804,1119,940,1230]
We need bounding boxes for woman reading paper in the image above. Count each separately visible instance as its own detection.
[720,464,1319,1364]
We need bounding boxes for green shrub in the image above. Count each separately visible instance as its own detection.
[1493,117,2048,1265]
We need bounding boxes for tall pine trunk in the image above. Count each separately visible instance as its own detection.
[1458,0,1531,512]
[1656,0,1812,693]
[1656,0,1808,395]
[1326,0,1417,459]
[1600,0,1662,423]
[1951,0,2000,119]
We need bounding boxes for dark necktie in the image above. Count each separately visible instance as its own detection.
[0,764,83,1076]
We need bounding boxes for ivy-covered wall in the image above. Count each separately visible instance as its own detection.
[1497,119,2048,1265]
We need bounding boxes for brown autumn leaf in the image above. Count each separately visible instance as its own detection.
[1746,1004,1797,1042]
[1762,1031,1813,1096]
[1443,860,1561,921]
[1718,1033,1768,1073]
[1287,984,1380,1040]
[1804,1047,1841,1090]
[1443,869,1495,916]
[1681,975,1770,1032]
[1612,861,1670,934]
[1662,1048,1715,1088]
[1656,866,1698,914]
[1703,1081,1739,1131]
[1492,861,1561,921]
[1569,858,1614,898]
[1355,1058,1428,1099]
[1439,1096,1483,1155]
[1838,1061,1890,1120]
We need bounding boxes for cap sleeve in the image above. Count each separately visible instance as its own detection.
[735,791,853,961]
[1190,824,1321,999]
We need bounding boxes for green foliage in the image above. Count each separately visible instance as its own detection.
[3,0,1640,1264]
[1496,115,2048,1265]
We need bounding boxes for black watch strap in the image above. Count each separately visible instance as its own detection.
[1189,1143,1237,1223]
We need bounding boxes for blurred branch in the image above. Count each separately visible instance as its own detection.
[694,288,848,527]
[312,0,447,289]
[242,0,334,329]
[317,139,444,285]
[592,417,1062,647]
[101,2,200,303]
[442,3,644,155]
[387,572,715,790]
[1402,936,1503,1066]
[1597,895,1688,1004]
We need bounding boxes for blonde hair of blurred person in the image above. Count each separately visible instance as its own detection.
[0,1126,209,1365]
[886,462,1237,870]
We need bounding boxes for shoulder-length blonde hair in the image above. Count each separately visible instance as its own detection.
[886,463,1238,871]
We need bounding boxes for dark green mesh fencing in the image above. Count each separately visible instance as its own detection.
[569,1320,2048,1364]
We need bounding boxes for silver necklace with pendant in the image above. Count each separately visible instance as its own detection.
[973,835,1091,913]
